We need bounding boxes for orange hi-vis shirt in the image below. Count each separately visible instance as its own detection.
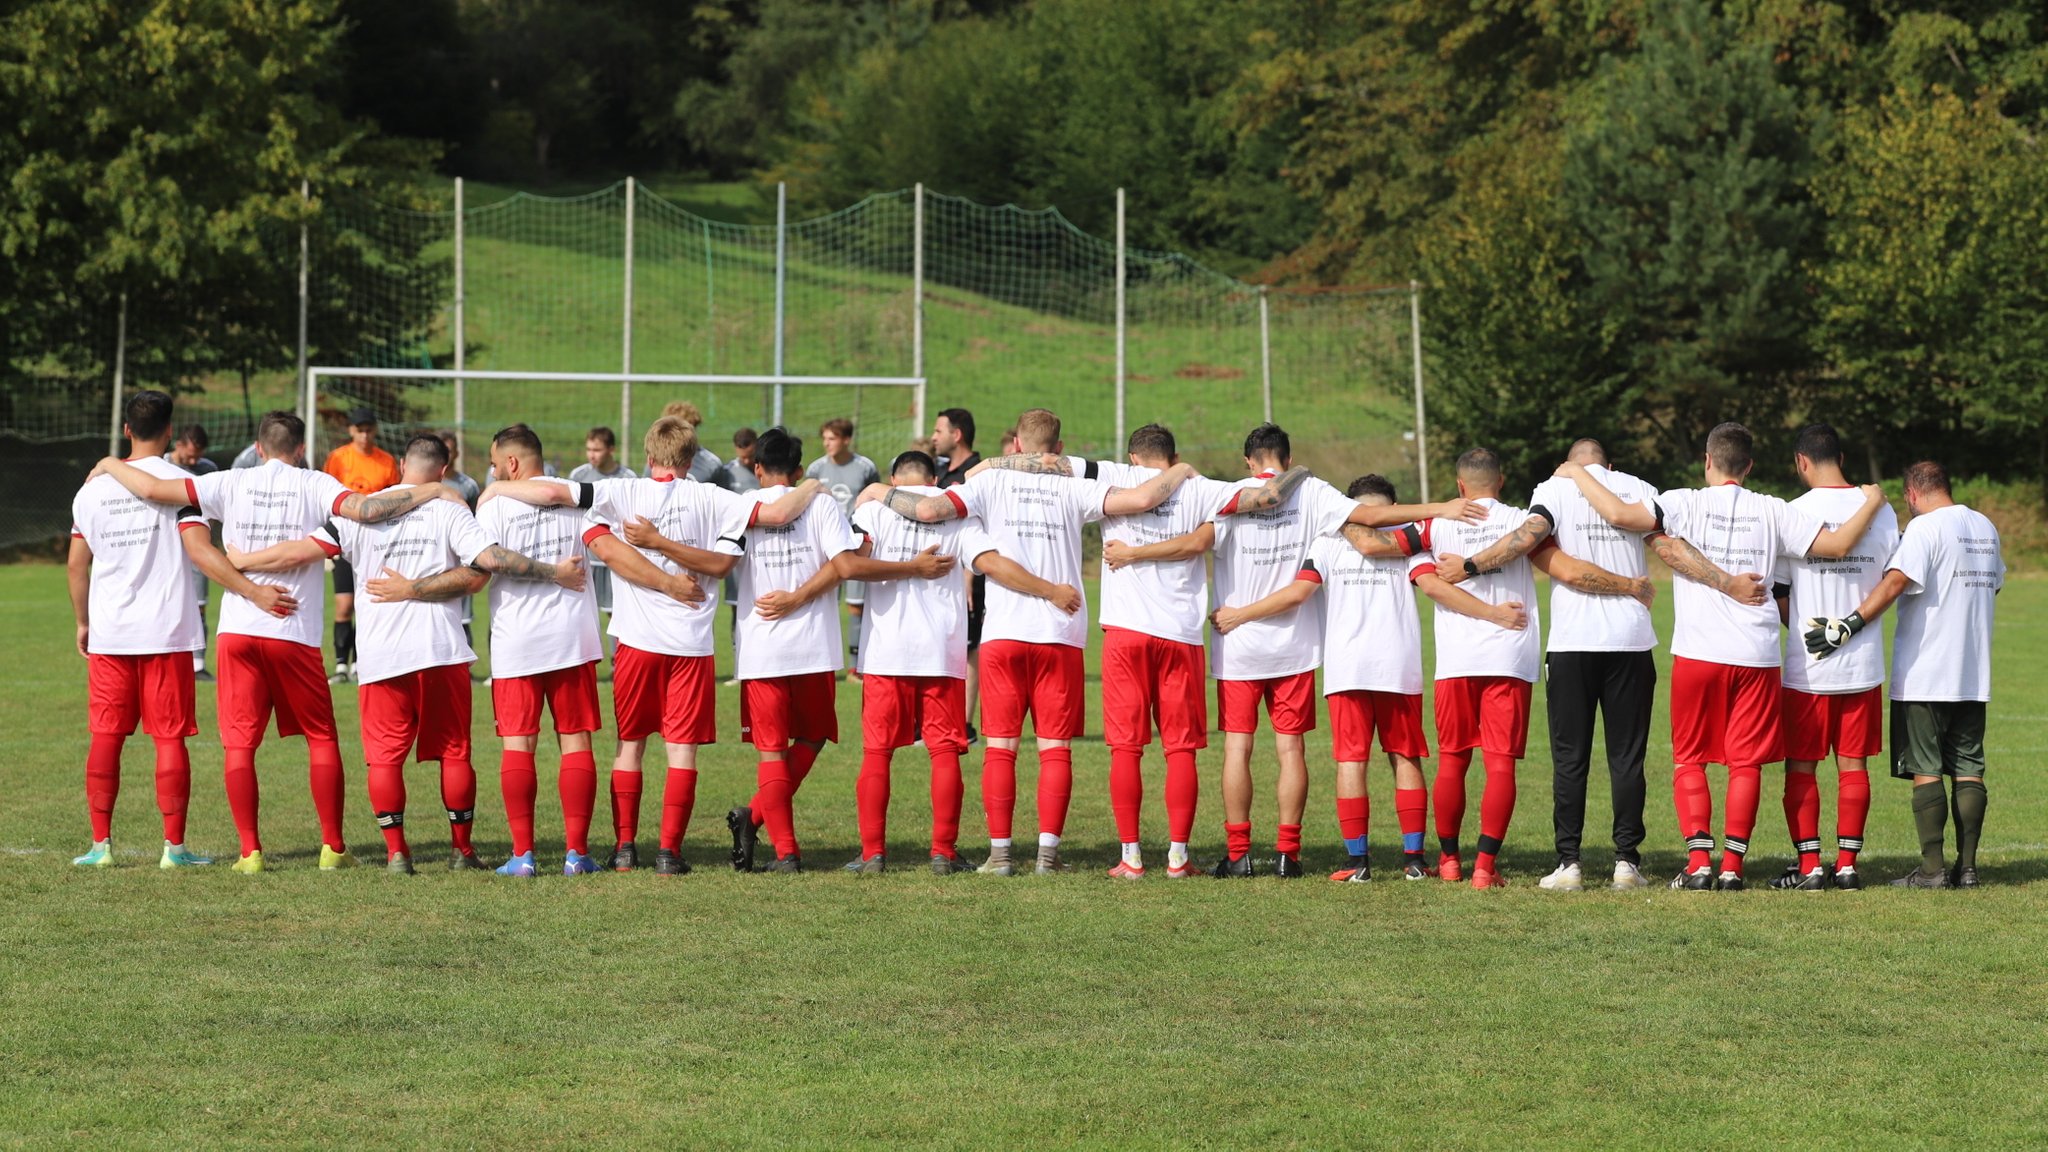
[323,444,401,496]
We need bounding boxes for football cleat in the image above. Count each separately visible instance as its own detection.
[448,850,490,872]
[562,849,604,876]
[1768,865,1827,892]
[1436,854,1463,883]
[386,852,416,875]
[230,850,265,874]
[1274,852,1305,878]
[1890,868,1952,889]
[609,840,640,873]
[72,842,115,868]
[1714,870,1747,892]
[1537,862,1584,892]
[318,846,357,871]
[843,854,885,876]
[159,845,213,869]
[1670,866,1714,891]
[1402,858,1431,882]
[1470,867,1506,889]
[1330,859,1372,884]
[976,853,1016,877]
[1830,865,1863,891]
[762,854,803,874]
[1164,859,1203,879]
[1210,854,1255,879]
[1107,860,1146,880]
[495,851,538,878]
[1034,848,1072,876]
[930,853,972,876]
[725,808,757,873]
[654,849,691,876]
[1953,865,1979,889]
[1610,861,1652,891]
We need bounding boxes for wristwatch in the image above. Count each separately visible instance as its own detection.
[1462,558,1480,578]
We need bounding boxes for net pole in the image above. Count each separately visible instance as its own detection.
[1409,280,1429,502]
[772,181,786,426]
[1258,286,1272,424]
[1114,187,1126,451]
[108,292,127,456]
[621,177,635,469]
[702,218,715,374]
[297,180,311,437]
[453,177,466,439]
[912,182,925,443]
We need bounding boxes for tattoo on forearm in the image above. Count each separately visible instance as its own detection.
[352,488,426,523]
[409,568,476,602]
[1564,566,1632,596]
[1235,465,1311,513]
[1478,515,1550,570]
[989,454,1071,475]
[483,545,552,582]
[883,488,923,518]
[1341,523,1398,551]
[1653,536,1728,590]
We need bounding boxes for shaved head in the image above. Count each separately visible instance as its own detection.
[1567,438,1607,466]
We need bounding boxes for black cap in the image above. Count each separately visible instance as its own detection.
[346,407,377,427]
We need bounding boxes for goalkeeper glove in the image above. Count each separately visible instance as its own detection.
[1802,612,1865,657]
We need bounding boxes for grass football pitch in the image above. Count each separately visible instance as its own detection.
[3,563,2045,1148]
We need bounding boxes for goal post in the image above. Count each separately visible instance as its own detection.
[306,366,926,473]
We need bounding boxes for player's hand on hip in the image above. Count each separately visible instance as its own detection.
[366,567,415,602]
[621,516,662,549]
[1491,601,1528,630]
[910,545,956,579]
[1102,539,1133,570]
[1436,554,1469,584]
[1050,584,1082,614]
[552,554,586,591]
[248,584,299,618]
[754,590,799,620]
[1630,577,1656,610]
[1724,572,1768,606]
[664,574,707,607]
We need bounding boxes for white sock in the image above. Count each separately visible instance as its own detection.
[165,841,185,853]
[1120,842,1142,867]
[990,837,1012,851]
[91,838,111,852]
[1168,841,1189,867]
[1038,832,1061,850]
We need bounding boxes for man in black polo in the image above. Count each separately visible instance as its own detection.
[933,408,983,742]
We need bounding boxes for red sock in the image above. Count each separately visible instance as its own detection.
[1434,749,1473,855]
[659,766,697,852]
[610,768,642,845]
[308,738,346,852]
[982,745,1018,840]
[1336,795,1368,843]
[152,738,190,845]
[1836,768,1871,869]
[1225,821,1252,860]
[929,748,963,858]
[1276,822,1303,856]
[1037,746,1073,838]
[368,761,409,856]
[85,733,124,843]
[1474,750,1517,874]
[750,743,822,828]
[559,750,596,855]
[755,759,797,858]
[1783,769,1821,873]
[441,758,476,854]
[224,746,261,855]
[1395,787,1427,855]
[1109,748,1144,844]
[1720,765,1761,876]
[1164,750,1199,843]
[858,748,892,858]
[1673,763,1713,869]
[499,749,538,856]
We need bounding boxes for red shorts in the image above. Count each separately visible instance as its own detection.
[1781,684,1883,761]
[1670,656,1783,767]
[862,674,967,753]
[215,634,337,748]
[741,671,839,752]
[493,662,602,738]
[359,663,473,766]
[86,652,197,739]
[612,644,715,745]
[1433,676,1532,758]
[1217,671,1318,736]
[1100,627,1207,753]
[979,640,1086,741]
[1328,690,1429,761]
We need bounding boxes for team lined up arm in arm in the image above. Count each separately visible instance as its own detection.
[1556,462,1768,605]
[91,456,458,523]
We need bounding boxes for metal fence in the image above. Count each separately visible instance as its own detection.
[2,181,1429,548]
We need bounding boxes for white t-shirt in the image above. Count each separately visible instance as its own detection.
[1527,466,1658,653]
[580,476,750,657]
[72,457,208,655]
[1659,485,1825,668]
[851,487,998,679]
[1305,535,1431,695]
[721,486,860,679]
[1781,486,1901,693]
[1888,504,2003,703]
[1208,474,1358,680]
[1095,461,1240,645]
[1423,499,1542,682]
[942,469,1111,649]
[316,489,496,684]
[186,459,352,649]
[477,477,601,678]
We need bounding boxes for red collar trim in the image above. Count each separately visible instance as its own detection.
[1716,480,1744,487]
[1254,471,1276,479]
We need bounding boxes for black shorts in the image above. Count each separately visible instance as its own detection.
[967,573,986,648]
[333,555,355,597]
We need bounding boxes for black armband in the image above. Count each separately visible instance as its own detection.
[1083,460,1100,481]
[1772,582,1791,601]
[576,483,595,510]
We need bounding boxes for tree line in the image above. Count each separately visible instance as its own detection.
[3,0,2043,494]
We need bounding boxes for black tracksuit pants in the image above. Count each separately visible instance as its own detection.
[1546,649,1656,865]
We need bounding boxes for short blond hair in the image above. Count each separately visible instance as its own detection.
[662,400,705,428]
[643,416,699,470]
[1015,408,1061,453]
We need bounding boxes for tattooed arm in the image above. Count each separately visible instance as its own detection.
[338,483,460,522]
[1215,465,1311,516]
[879,485,963,523]
[1435,514,1554,583]
[969,453,1073,477]
[473,545,585,591]
[1529,547,1655,610]
[365,564,489,603]
[1340,523,1415,559]
[1650,534,1766,606]
[1100,462,1196,516]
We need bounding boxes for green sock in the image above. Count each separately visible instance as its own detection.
[1911,781,1948,875]
[1952,779,1987,873]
